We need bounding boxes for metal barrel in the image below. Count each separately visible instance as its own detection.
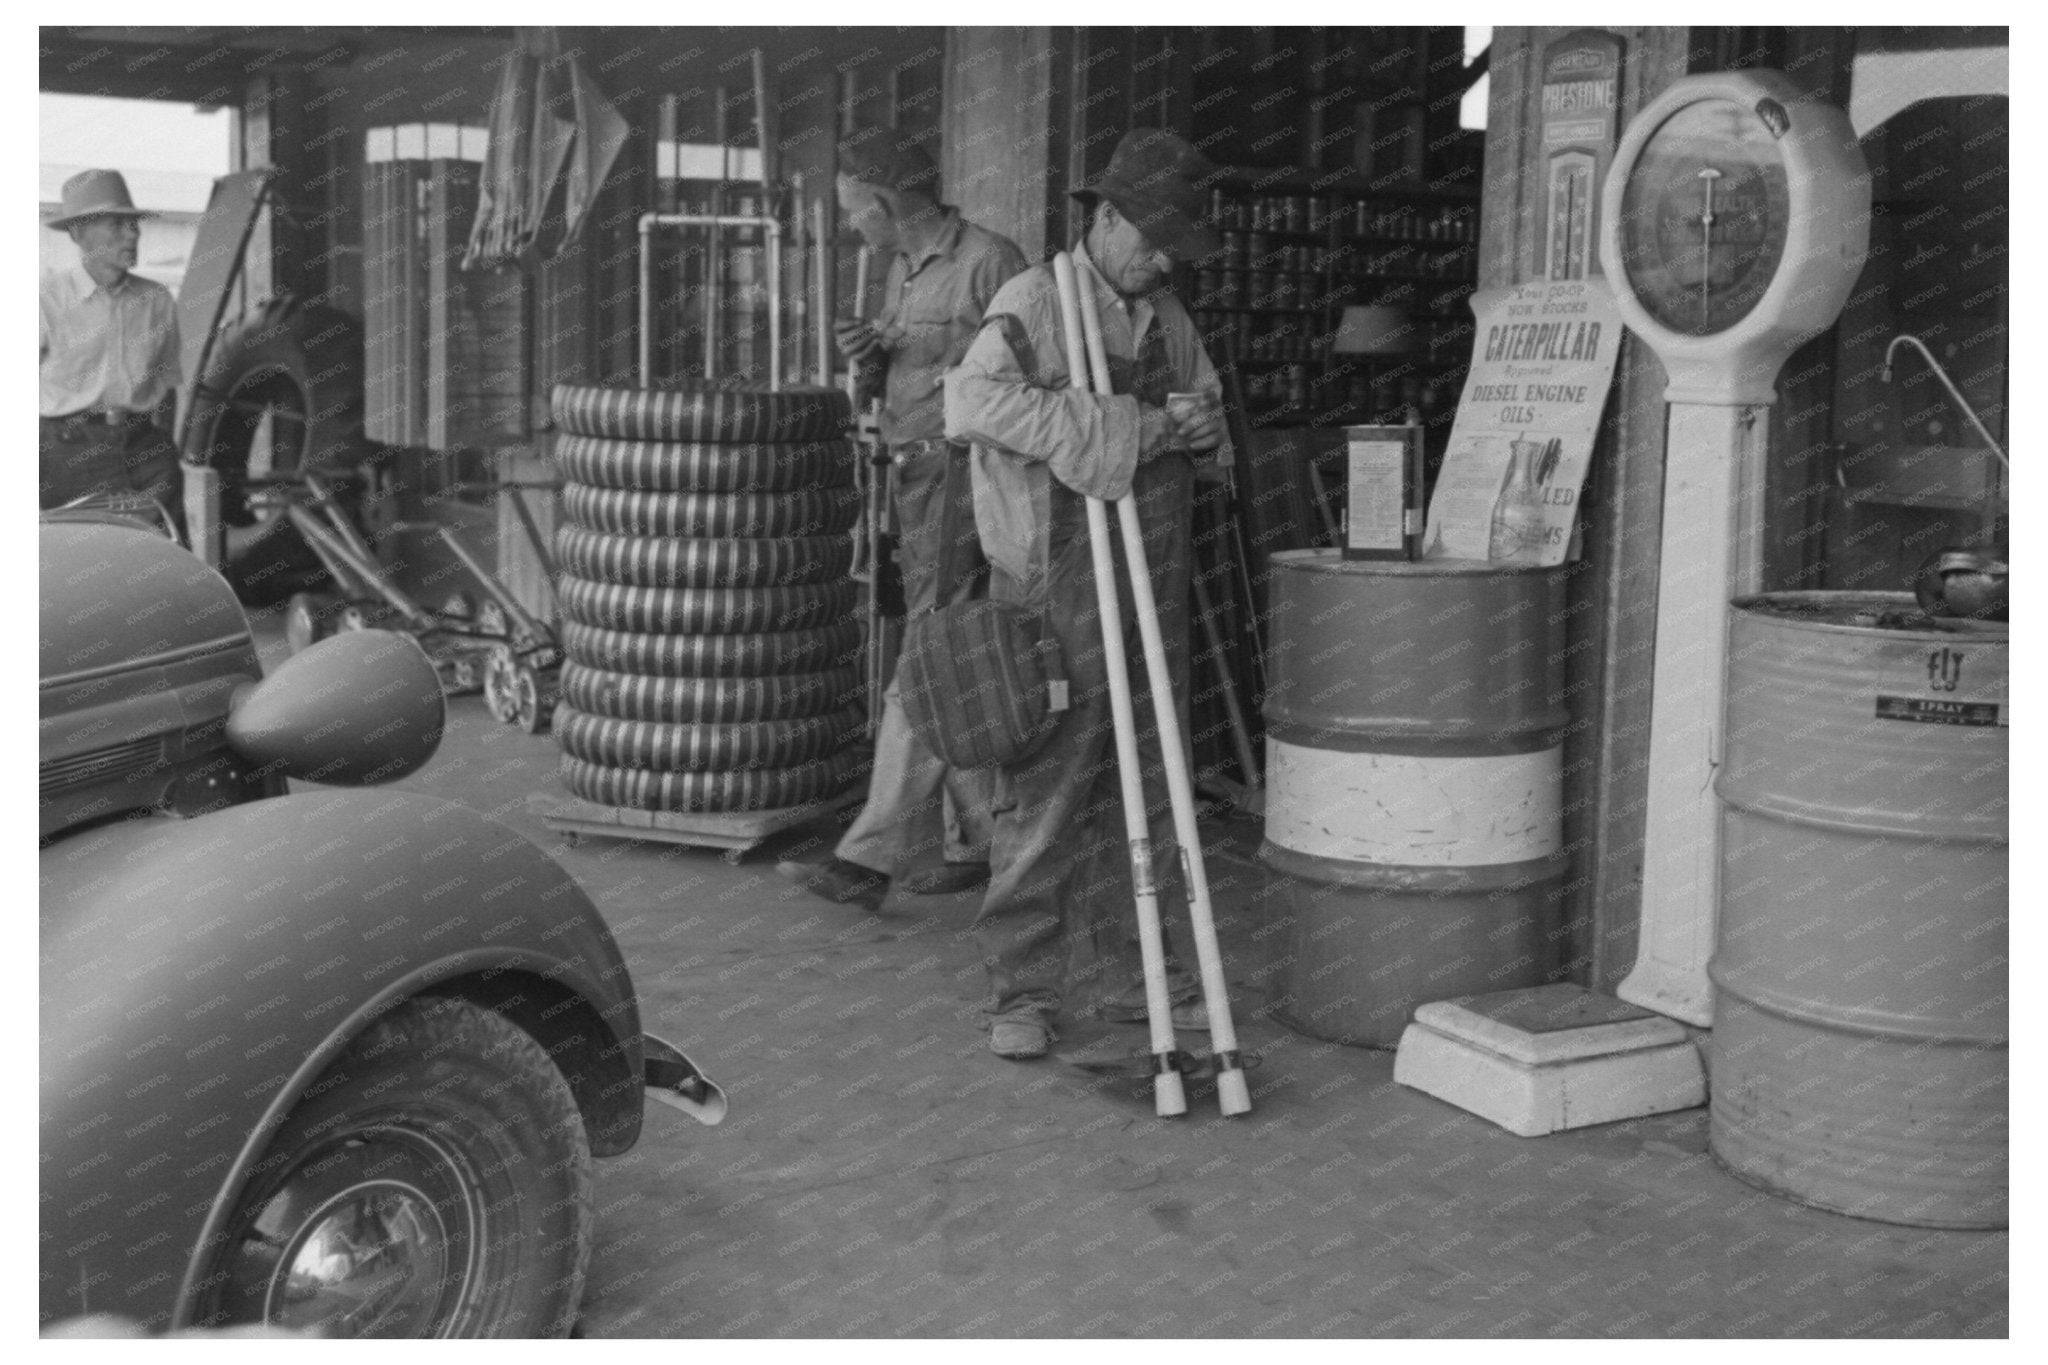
[1259,551,1568,1047]
[1709,592,2007,1228]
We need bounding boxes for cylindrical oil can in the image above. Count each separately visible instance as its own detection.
[1260,552,1568,1046]
[1710,592,2007,1228]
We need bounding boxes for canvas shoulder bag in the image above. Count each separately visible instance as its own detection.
[894,431,1069,771]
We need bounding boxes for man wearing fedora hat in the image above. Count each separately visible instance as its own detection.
[40,168,184,521]
[944,128,1232,1059]
[777,125,1025,912]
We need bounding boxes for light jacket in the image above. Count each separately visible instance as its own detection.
[943,245,1227,593]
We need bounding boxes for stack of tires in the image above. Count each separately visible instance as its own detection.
[548,384,869,814]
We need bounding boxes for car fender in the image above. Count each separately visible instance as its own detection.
[40,788,645,1330]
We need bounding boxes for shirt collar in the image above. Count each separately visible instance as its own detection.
[901,207,965,273]
[1074,243,1154,334]
[69,260,132,299]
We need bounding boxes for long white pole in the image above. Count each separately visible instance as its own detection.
[1072,257,1250,1117]
[1052,252,1185,1119]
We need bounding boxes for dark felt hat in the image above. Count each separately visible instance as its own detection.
[836,125,939,195]
[1071,128,1221,262]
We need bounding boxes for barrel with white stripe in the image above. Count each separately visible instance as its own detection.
[1259,551,1567,1047]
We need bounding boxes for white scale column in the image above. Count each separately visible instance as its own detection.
[1617,400,1768,1027]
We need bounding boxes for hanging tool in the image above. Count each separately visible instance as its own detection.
[842,245,896,735]
[1067,251,1253,1117]
[1190,569,1262,807]
[1214,365,1268,699]
[1052,251,1187,1120]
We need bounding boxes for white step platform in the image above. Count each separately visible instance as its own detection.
[1393,983,1705,1137]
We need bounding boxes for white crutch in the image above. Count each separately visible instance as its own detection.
[1051,251,1186,1119]
[1070,255,1252,1117]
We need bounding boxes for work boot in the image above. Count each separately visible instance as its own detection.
[989,1012,1055,1060]
[897,861,991,895]
[775,856,887,910]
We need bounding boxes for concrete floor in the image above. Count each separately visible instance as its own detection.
[383,682,2006,1339]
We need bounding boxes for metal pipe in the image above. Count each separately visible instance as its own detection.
[811,196,830,386]
[638,214,654,386]
[1073,251,1251,1118]
[288,508,434,630]
[1052,251,1186,1118]
[708,88,727,383]
[750,48,777,200]
[638,211,787,389]
[502,486,557,581]
[791,171,808,390]
[1881,333,2009,470]
[767,218,783,392]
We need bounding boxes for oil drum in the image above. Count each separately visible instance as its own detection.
[1709,592,2007,1228]
[1259,552,1568,1047]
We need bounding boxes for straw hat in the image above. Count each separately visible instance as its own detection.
[46,169,155,230]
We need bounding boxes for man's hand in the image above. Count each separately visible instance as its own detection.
[1140,404,1225,462]
[835,317,885,362]
[1178,409,1225,453]
[1138,405,1183,462]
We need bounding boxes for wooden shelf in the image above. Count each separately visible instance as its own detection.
[1210,167,1481,200]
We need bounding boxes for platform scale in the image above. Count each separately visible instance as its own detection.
[1396,71,1872,1134]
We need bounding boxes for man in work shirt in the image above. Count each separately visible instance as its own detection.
[944,128,1230,1059]
[40,169,184,522]
[778,125,1027,911]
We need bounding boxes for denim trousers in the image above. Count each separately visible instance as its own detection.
[836,439,995,875]
[972,452,1199,1021]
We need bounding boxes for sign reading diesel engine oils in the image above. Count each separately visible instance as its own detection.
[1875,640,2009,726]
[1424,279,1623,563]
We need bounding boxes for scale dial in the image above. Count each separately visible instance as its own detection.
[1599,71,1869,404]
[1619,98,1791,336]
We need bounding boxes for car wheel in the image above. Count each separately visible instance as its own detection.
[182,294,377,607]
[192,997,593,1338]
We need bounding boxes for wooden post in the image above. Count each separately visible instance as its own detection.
[1479,27,1695,989]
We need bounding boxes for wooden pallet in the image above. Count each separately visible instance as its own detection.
[527,786,862,863]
